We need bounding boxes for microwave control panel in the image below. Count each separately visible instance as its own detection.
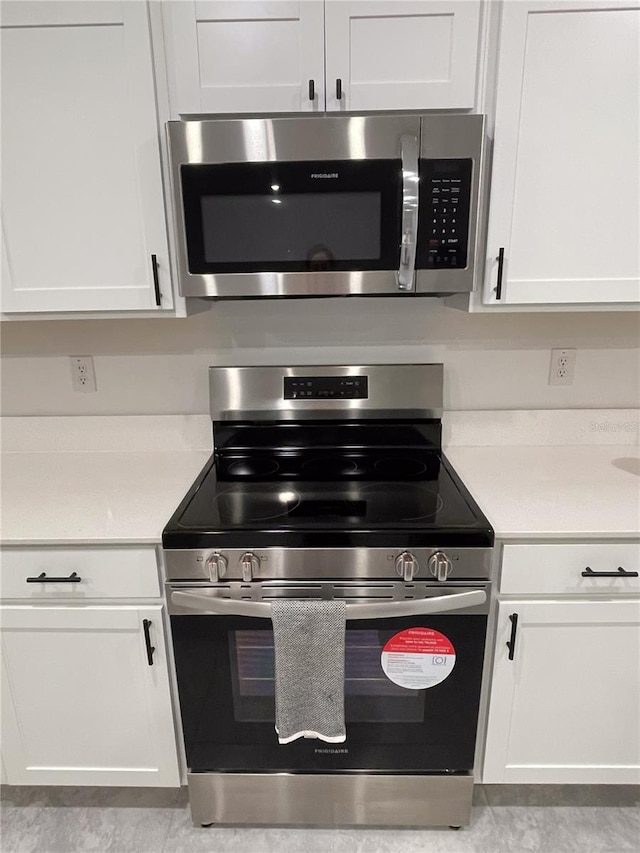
[417,159,473,270]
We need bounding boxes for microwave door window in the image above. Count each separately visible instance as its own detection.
[201,193,381,268]
[180,160,401,274]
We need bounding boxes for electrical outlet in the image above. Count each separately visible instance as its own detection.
[548,348,576,386]
[70,356,97,393]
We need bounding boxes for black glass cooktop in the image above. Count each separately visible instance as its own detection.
[163,453,493,549]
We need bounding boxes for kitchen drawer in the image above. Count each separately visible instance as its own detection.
[0,548,160,600]
[500,543,640,596]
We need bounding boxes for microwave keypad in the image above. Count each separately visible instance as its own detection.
[417,159,473,270]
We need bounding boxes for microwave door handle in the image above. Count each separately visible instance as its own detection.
[170,589,485,618]
[397,134,419,291]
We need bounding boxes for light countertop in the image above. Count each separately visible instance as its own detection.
[1,415,213,546]
[0,450,211,545]
[446,445,640,540]
[1,412,638,546]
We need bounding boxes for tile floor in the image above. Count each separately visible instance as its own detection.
[1,784,638,853]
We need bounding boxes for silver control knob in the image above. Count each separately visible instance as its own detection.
[395,551,419,582]
[428,551,453,582]
[240,552,260,583]
[206,552,227,582]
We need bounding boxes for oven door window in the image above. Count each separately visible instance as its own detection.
[171,614,487,773]
[232,629,424,723]
[180,160,401,274]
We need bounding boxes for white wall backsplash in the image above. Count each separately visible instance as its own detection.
[1,299,639,415]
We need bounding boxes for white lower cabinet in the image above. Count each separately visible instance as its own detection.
[1,604,180,787]
[483,598,640,784]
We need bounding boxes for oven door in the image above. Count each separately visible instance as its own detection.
[167,116,420,298]
[168,583,488,774]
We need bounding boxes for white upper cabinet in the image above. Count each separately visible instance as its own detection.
[324,1,480,111]
[0,1,173,313]
[164,0,481,116]
[164,1,326,114]
[484,1,640,305]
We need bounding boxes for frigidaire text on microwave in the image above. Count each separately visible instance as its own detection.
[167,114,486,299]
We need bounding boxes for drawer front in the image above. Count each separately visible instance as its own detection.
[0,548,160,600]
[500,543,640,595]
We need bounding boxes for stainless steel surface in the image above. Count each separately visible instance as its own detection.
[208,363,443,421]
[168,114,420,165]
[170,587,486,619]
[417,114,486,295]
[165,546,492,582]
[240,551,259,582]
[187,771,474,827]
[206,553,227,582]
[166,113,486,300]
[429,551,454,582]
[395,550,418,582]
[168,580,489,617]
[397,134,419,291]
[174,270,417,299]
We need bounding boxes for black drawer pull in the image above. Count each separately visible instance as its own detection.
[506,613,518,661]
[308,79,315,101]
[336,78,343,100]
[495,248,504,299]
[143,619,156,666]
[581,566,639,578]
[151,254,162,306]
[26,572,82,584]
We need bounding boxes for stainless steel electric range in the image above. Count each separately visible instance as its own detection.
[163,364,494,828]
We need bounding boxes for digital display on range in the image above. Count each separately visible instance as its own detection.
[284,376,368,400]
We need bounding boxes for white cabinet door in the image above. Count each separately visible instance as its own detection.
[485,1,640,305]
[483,599,640,784]
[0,605,180,786]
[164,1,325,114]
[0,1,172,313]
[324,1,480,111]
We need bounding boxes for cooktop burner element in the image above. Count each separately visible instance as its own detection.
[301,456,360,477]
[163,364,493,551]
[373,456,428,478]
[227,458,280,478]
[193,480,450,528]
[214,487,302,522]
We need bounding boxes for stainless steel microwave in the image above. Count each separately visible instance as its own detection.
[166,114,486,299]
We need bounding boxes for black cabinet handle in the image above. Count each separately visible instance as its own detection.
[143,619,156,666]
[308,79,315,101]
[26,572,82,584]
[336,78,343,100]
[581,566,639,578]
[495,248,504,300]
[506,613,518,661]
[151,254,162,307]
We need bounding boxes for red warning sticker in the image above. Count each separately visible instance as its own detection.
[381,628,456,690]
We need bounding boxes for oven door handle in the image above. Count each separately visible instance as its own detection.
[397,133,419,292]
[170,589,486,619]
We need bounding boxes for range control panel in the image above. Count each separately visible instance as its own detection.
[284,375,368,400]
[417,158,473,270]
